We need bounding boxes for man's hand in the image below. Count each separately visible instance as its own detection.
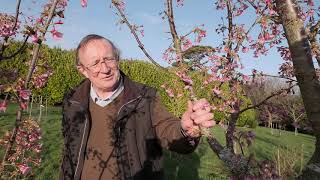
[181,99,215,138]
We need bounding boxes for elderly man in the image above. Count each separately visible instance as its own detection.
[60,34,215,180]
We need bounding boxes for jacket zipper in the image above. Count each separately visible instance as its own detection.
[68,100,88,179]
[115,95,142,178]
[74,116,88,178]
[117,95,142,116]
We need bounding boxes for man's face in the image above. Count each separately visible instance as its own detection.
[78,39,120,92]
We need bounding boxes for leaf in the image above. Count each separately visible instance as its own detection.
[4,86,12,93]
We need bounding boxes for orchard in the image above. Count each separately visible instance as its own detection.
[0,0,319,179]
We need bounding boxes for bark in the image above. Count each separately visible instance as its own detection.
[207,136,251,177]
[275,0,320,178]
[226,112,239,151]
[166,0,183,62]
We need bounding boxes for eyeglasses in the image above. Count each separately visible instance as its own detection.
[83,57,117,73]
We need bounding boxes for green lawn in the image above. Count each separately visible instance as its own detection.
[0,104,316,179]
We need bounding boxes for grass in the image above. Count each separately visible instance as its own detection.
[0,104,316,179]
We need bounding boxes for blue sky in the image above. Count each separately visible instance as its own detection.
[1,0,300,75]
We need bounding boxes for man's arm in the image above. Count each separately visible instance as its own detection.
[151,93,200,154]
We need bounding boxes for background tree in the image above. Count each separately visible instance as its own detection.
[0,0,66,177]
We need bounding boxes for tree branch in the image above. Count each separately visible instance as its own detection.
[111,0,163,69]
[0,0,22,59]
[165,0,183,64]
[308,20,320,67]
[239,84,296,114]
[207,135,251,176]
[0,36,30,61]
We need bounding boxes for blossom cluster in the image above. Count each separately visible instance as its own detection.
[0,117,42,178]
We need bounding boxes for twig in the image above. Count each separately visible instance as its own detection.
[0,36,30,61]
[111,0,163,69]
[239,84,296,114]
[164,0,184,65]
[0,0,23,60]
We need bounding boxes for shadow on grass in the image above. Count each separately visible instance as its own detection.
[164,142,205,180]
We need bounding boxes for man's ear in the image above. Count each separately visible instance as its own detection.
[77,65,89,78]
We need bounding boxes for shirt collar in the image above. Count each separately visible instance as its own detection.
[90,76,124,107]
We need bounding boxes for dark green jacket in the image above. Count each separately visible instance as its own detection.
[60,72,198,180]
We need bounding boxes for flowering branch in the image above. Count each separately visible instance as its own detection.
[111,0,163,69]
[165,0,183,63]
[240,84,296,114]
[0,0,29,61]
[0,0,60,172]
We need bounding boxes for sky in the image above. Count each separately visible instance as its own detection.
[0,0,304,75]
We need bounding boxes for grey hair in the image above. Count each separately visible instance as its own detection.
[75,34,120,66]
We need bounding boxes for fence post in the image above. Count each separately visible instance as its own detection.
[38,96,43,122]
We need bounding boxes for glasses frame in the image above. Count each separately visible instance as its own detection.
[82,56,117,73]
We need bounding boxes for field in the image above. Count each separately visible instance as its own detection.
[0,104,315,179]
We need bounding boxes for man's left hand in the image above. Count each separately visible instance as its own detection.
[181,99,215,138]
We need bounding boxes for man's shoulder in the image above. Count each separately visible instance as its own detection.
[124,75,157,97]
[63,78,90,104]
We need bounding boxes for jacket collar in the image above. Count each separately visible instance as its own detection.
[66,70,146,109]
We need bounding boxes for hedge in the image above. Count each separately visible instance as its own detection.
[0,42,257,126]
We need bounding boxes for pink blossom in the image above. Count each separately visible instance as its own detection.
[218,121,226,129]
[31,34,39,43]
[20,102,28,110]
[223,46,230,53]
[307,0,314,6]
[181,37,192,51]
[162,48,174,63]
[208,55,220,61]
[242,75,250,82]
[80,0,87,7]
[140,29,144,37]
[32,71,53,88]
[177,0,184,6]
[277,46,292,61]
[242,47,249,53]
[54,20,64,25]
[36,17,44,25]
[19,90,31,100]
[18,164,31,175]
[175,71,193,85]
[165,89,174,97]
[216,0,227,10]
[34,144,42,153]
[57,0,68,8]
[212,86,221,95]
[268,9,276,16]
[0,101,7,112]
[264,0,272,5]
[50,28,63,40]
[194,28,206,43]
[115,1,126,11]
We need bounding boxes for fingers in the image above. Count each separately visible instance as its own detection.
[190,109,211,119]
[192,113,214,125]
[192,98,210,112]
[201,120,216,128]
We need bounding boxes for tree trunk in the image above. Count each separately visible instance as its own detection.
[275,0,320,178]
[207,137,251,177]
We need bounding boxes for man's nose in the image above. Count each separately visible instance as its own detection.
[99,61,111,72]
